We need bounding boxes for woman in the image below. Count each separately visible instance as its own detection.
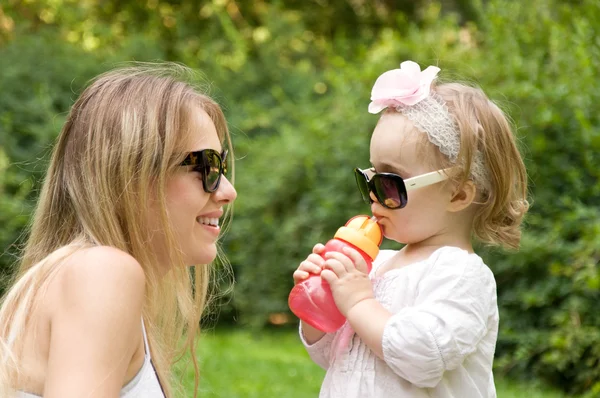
[0,63,237,397]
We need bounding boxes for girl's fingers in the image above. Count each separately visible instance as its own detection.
[320,269,338,284]
[293,270,309,283]
[341,246,369,273]
[312,243,326,254]
[299,260,322,274]
[323,258,346,276]
[306,253,325,267]
[324,251,354,273]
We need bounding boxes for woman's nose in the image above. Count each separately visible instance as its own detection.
[214,175,237,204]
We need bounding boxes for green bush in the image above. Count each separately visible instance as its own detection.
[477,1,600,395]
[0,32,112,286]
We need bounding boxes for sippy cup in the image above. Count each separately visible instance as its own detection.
[288,215,383,332]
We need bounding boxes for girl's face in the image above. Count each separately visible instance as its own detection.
[150,107,237,266]
[368,112,454,245]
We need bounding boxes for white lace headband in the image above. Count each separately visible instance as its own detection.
[368,61,488,188]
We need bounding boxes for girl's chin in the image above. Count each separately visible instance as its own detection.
[381,226,396,240]
[382,231,406,245]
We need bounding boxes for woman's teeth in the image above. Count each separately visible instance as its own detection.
[197,217,219,227]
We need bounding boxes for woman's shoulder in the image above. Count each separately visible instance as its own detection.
[32,246,147,393]
[61,245,144,276]
[51,245,144,288]
[43,245,146,319]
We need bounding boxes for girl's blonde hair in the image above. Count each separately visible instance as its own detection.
[0,62,233,397]
[416,82,529,250]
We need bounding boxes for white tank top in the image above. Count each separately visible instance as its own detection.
[16,319,165,397]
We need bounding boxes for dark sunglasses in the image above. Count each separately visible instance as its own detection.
[354,167,451,209]
[181,149,228,193]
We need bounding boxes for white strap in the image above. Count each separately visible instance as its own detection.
[141,318,151,359]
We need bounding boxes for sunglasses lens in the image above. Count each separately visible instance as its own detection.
[354,169,372,205]
[372,175,407,209]
[204,150,223,192]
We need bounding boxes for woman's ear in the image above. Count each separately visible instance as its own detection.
[447,180,477,212]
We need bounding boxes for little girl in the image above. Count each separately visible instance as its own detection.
[293,61,529,397]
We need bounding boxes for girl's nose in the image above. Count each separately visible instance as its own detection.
[369,191,379,205]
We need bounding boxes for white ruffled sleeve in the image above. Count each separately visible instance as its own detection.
[381,248,497,388]
[299,324,336,370]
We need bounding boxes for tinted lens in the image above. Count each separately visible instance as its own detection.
[372,174,407,209]
[222,151,228,176]
[203,150,223,192]
[354,168,372,205]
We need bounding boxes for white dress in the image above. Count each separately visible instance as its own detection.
[301,246,499,398]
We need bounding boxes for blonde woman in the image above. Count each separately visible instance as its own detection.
[0,63,237,397]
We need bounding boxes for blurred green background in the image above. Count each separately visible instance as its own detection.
[0,0,599,396]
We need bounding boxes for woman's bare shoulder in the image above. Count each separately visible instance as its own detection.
[35,246,147,395]
[43,245,146,322]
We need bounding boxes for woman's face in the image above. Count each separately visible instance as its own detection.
[150,107,237,266]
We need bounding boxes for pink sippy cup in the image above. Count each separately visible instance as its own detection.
[288,215,383,333]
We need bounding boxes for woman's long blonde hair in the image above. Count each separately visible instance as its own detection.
[0,63,233,397]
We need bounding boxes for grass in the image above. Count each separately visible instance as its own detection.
[176,329,568,398]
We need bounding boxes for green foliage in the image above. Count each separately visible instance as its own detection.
[477,1,600,394]
[0,32,111,285]
[1,0,599,394]
[0,147,30,288]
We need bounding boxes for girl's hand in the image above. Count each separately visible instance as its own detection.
[320,246,374,316]
[293,243,326,285]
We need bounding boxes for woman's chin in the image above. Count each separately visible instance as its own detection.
[188,244,217,265]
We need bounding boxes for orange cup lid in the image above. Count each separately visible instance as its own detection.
[334,215,383,260]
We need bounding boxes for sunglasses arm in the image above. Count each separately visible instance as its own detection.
[404,169,451,191]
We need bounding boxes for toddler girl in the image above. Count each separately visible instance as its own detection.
[293,61,528,397]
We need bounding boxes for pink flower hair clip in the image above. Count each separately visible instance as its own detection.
[368,60,440,114]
